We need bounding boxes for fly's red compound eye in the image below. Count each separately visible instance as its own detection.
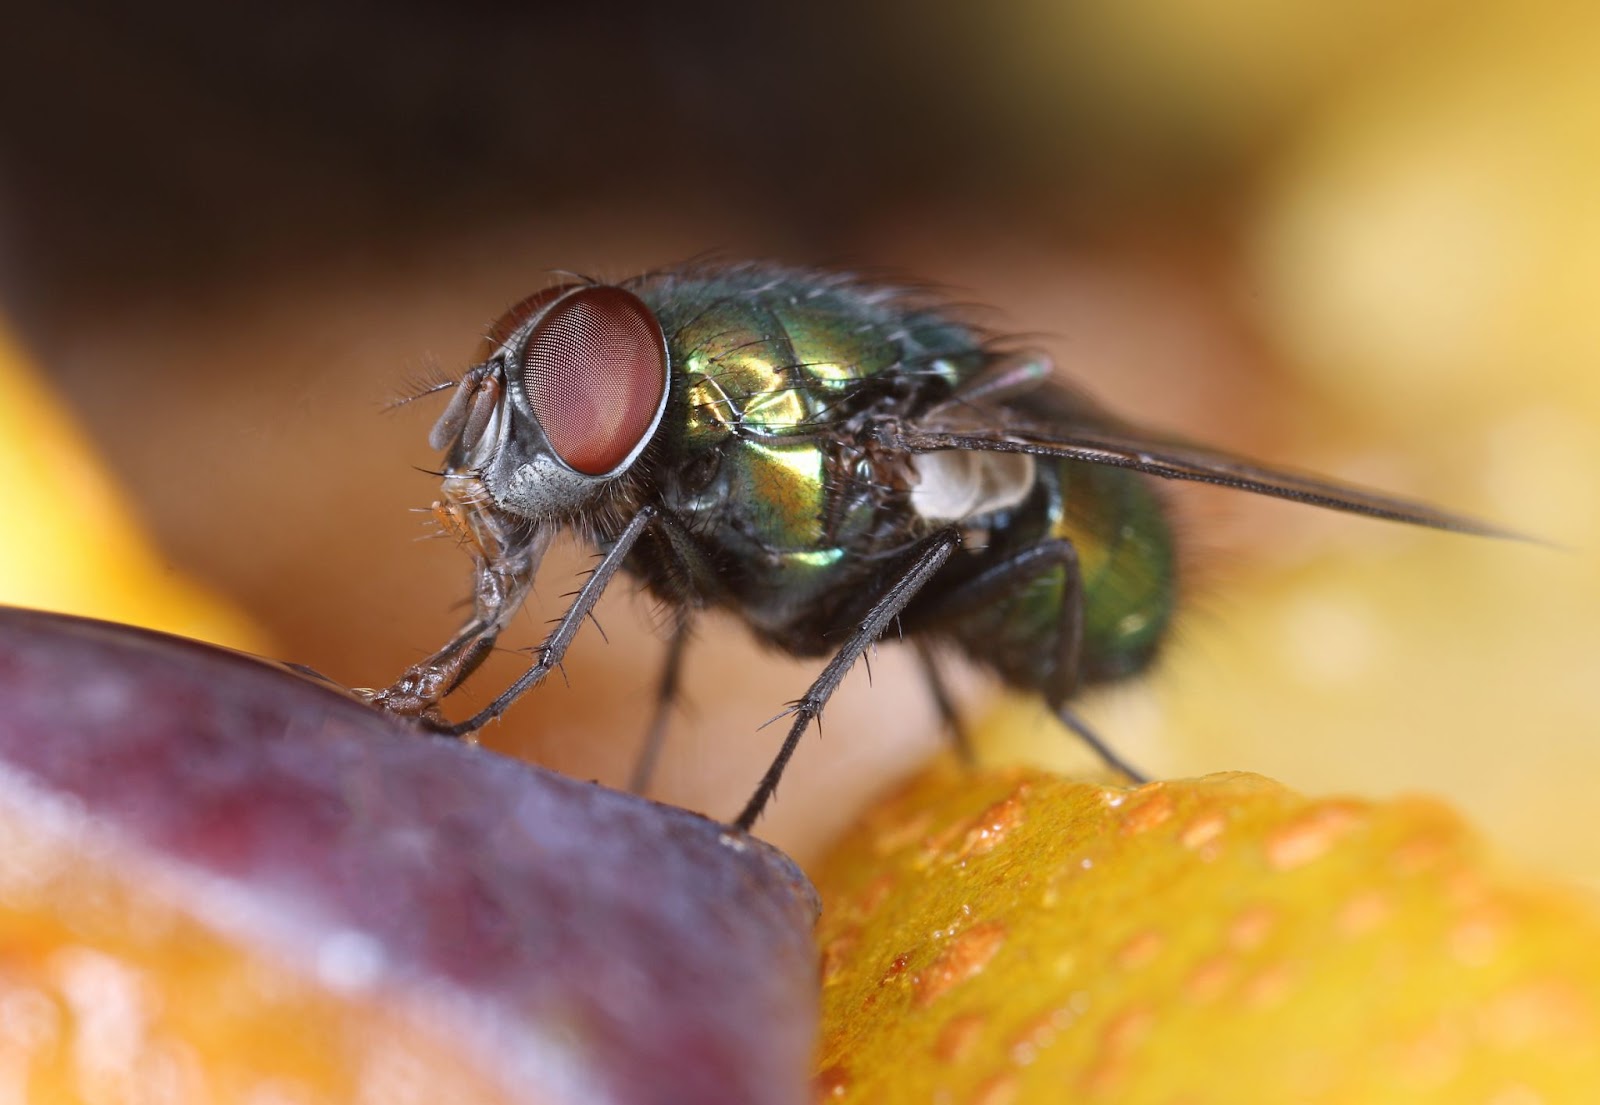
[521,286,668,476]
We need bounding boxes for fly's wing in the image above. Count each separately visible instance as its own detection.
[889,385,1527,541]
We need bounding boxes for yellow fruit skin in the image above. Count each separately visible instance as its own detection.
[813,764,1600,1105]
[0,321,264,651]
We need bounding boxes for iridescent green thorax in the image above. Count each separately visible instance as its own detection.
[628,264,1177,682]
[632,269,979,592]
[635,267,978,443]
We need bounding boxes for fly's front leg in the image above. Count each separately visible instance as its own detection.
[437,504,660,737]
[362,479,550,721]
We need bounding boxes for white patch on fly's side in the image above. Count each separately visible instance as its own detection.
[910,449,1036,522]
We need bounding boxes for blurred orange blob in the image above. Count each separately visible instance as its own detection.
[0,852,509,1104]
[0,320,265,651]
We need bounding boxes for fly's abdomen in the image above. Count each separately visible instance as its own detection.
[1057,461,1176,682]
[935,459,1176,700]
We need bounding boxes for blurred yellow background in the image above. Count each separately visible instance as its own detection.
[1,0,1594,881]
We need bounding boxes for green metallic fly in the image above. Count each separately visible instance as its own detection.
[365,261,1515,829]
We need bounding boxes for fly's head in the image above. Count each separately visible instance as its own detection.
[428,284,671,524]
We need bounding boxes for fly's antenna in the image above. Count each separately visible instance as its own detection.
[385,358,459,412]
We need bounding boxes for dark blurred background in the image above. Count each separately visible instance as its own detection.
[1,0,1320,323]
[2,0,1592,870]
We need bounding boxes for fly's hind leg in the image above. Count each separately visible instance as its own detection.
[735,527,963,831]
[361,480,550,723]
[902,537,1149,784]
[1057,706,1147,784]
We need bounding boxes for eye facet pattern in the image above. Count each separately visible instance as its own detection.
[521,287,668,476]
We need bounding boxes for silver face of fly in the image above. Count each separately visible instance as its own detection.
[365,261,1521,831]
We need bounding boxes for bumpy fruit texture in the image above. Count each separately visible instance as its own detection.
[813,763,1600,1104]
[0,321,264,651]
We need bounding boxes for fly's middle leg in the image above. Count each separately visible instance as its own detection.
[734,527,963,831]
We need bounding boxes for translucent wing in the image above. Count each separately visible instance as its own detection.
[888,387,1527,541]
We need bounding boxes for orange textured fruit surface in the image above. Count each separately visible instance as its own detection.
[812,764,1600,1104]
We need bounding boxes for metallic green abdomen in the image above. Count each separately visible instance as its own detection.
[1051,460,1175,680]
[933,454,1175,696]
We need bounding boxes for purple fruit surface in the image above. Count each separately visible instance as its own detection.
[0,606,819,1105]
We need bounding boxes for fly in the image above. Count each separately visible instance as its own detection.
[362,261,1521,830]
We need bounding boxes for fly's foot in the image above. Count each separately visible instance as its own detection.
[355,680,459,735]
[355,664,455,719]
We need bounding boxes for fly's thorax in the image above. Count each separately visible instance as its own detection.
[635,273,988,560]
[661,352,882,557]
[636,266,978,396]
[661,421,908,560]
[669,314,893,443]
